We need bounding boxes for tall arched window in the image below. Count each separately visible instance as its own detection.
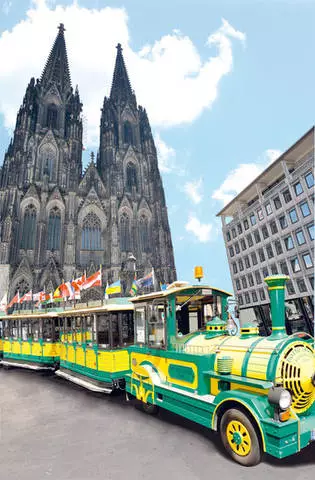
[46,104,58,129]
[41,146,56,181]
[126,163,137,192]
[47,207,61,250]
[124,121,134,145]
[139,216,149,252]
[21,205,36,249]
[81,212,102,250]
[120,213,130,251]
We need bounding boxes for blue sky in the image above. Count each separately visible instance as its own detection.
[0,0,314,292]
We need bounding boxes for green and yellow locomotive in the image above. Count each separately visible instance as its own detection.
[126,276,315,466]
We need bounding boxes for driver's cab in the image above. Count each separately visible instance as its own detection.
[131,282,231,351]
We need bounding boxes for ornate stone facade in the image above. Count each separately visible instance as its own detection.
[0,25,176,301]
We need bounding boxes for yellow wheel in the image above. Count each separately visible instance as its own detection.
[220,408,262,466]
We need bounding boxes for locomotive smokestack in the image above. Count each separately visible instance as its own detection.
[264,275,289,339]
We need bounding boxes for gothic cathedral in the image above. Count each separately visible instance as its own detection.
[0,24,176,301]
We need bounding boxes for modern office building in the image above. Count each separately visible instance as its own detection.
[217,127,314,335]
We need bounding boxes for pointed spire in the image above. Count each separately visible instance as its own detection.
[110,43,135,105]
[41,23,72,94]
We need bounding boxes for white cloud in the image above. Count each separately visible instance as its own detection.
[2,0,12,15]
[0,1,245,146]
[185,215,213,243]
[184,178,203,204]
[154,133,176,173]
[212,149,282,206]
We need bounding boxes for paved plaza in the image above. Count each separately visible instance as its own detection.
[0,368,314,480]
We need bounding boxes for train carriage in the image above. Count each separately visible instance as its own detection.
[125,276,315,466]
[1,311,61,370]
[55,298,134,393]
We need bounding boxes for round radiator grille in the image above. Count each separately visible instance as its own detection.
[276,342,315,414]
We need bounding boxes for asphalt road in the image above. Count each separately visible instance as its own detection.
[0,368,314,480]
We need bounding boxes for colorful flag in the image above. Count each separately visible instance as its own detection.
[106,280,121,295]
[72,273,86,290]
[19,290,33,303]
[0,293,7,312]
[104,282,109,300]
[53,286,63,302]
[33,291,46,307]
[7,292,19,309]
[130,279,138,296]
[82,269,102,290]
[137,270,154,288]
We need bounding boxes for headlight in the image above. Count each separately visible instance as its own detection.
[268,386,292,410]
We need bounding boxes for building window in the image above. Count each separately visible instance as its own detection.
[290,257,301,273]
[280,261,289,275]
[266,244,274,259]
[240,239,246,251]
[226,231,231,242]
[284,235,294,250]
[229,246,234,257]
[232,228,237,238]
[295,230,306,245]
[297,278,307,293]
[245,292,250,304]
[247,234,253,247]
[232,263,237,274]
[275,239,283,255]
[237,223,242,235]
[81,212,102,250]
[255,270,262,284]
[302,253,313,269]
[254,230,261,243]
[309,277,314,289]
[46,104,58,129]
[238,259,244,271]
[238,294,243,305]
[294,182,303,196]
[259,289,266,301]
[289,208,298,224]
[123,121,134,145]
[282,189,292,203]
[236,279,241,290]
[286,280,295,295]
[235,242,240,254]
[126,163,138,192]
[307,223,314,240]
[279,215,287,229]
[244,256,250,268]
[270,220,278,234]
[265,203,272,215]
[305,171,314,189]
[250,213,256,226]
[241,277,247,289]
[258,248,265,262]
[300,201,311,217]
[120,213,131,251]
[271,264,278,275]
[273,196,282,210]
[262,267,269,278]
[252,291,258,302]
[248,273,254,286]
[262,225,269,239]
[244,219,249,230]
[139,216,149,252]
[47,207,61,250]
[21,205,37,249]
[257,208,264,221]
[251,252,258,265]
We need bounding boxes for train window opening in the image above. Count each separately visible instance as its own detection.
[12,319,20,339]
[43,318,53,342]
[175,293,222,337]
[121,312,134,346]
[97,314,110,348]
[147,302,167,348]
[4,320,9,339]
[111,314,120,347]
[135,305,146,344]
[76,316,82,343]
[31,319,40,341]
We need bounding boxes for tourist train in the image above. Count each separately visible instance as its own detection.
[0,275,314,466]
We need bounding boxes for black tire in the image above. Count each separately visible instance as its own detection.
[220,408,262,466]
[141,401,159,415]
